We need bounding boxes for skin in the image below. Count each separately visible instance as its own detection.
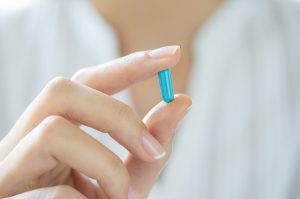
[0,0,222,198]
[91,0,222,116]
[0,47,192,198]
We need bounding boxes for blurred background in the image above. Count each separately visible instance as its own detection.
[0,0,300,198]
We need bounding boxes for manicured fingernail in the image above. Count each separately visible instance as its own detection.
[147,45,180,59]
[128,187,137,199]
[141,131,166,159]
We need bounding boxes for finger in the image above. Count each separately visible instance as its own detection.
[2,77,165,162]
[72,45,181,95]
[0,116,130,199]
[125,94,192,198]
[143,94,192,147]
[0,46,179,161]
[6,185,87,199]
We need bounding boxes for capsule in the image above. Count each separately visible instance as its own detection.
[158,69,174,103]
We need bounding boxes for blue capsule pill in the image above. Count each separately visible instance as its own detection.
[158,69,174,103]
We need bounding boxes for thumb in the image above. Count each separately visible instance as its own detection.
[125,94,192,198]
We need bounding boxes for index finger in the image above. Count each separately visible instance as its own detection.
[72,45,181,95]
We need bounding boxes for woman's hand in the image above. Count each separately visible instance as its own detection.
[0,46,192,199]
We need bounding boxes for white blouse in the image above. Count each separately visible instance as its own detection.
[0,0,300,198]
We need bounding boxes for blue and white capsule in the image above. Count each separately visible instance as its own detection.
[158,69,174,103]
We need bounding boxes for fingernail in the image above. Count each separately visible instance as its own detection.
[147,45,180,59]
[128,187,137,199]
[141,130,166,160]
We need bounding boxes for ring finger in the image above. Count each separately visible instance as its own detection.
[0,116,130,199]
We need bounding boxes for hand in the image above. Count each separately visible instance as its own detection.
[0,46,192,199]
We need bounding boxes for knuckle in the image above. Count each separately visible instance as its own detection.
[34,115,66,144]
[42,115,66,130]
[45,76,73,96]
[116,103,135,120]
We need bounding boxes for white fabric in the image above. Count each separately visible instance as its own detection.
[0,0,300,198]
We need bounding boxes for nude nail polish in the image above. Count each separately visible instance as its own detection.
[147,45,180,59]
[141,131,166,160]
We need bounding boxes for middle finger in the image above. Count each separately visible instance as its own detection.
[17,77,166,162]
